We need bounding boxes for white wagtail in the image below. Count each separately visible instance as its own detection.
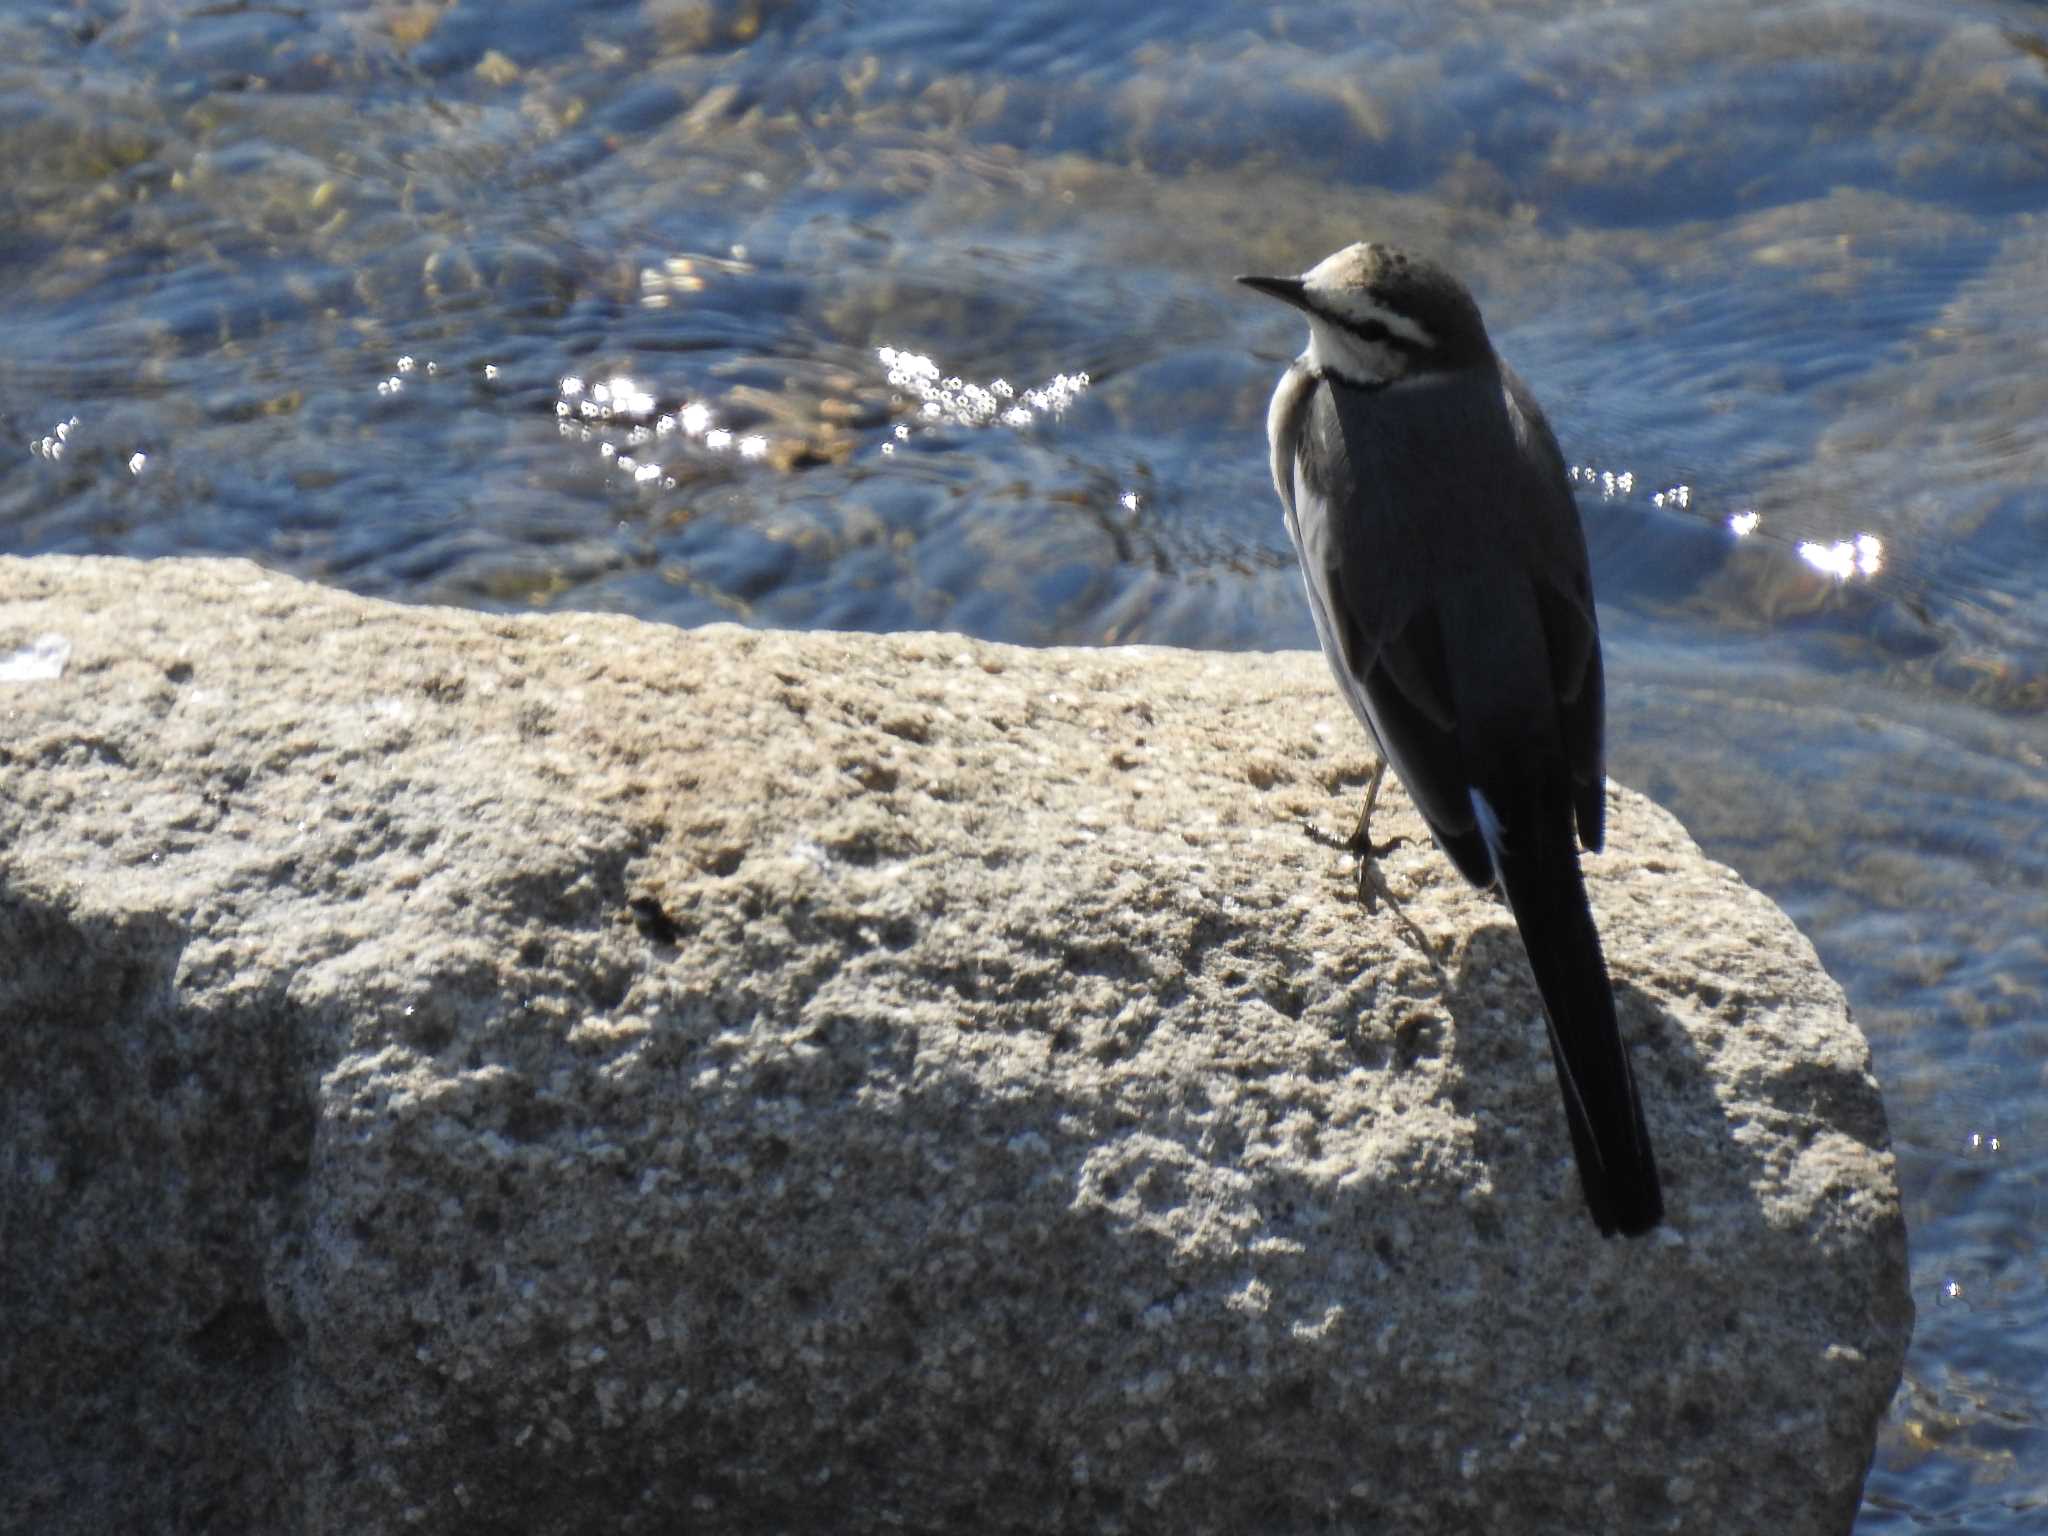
[1238,242,1662,1237]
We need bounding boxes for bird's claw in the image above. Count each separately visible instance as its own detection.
[1301,821,1404,903]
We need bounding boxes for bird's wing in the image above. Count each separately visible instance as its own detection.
[1502,366,1605,851]
[1291,386,1493,885]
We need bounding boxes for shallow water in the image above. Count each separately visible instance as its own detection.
[4,0,2046,1523]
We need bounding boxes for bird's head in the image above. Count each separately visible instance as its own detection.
[1238,243,1492,388]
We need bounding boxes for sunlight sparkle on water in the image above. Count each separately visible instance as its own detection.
[589,375,656,419]
[548,372,783,490]
[877,346,1090,440]
[30,415,80,460]
[27,414,150,476]
[1570,465,1635,498]
[1797,534,1883,580]
[1570,464,1889,583]
[378,356,445,399]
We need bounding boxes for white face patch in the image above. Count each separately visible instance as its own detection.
[1303,316,1408,387]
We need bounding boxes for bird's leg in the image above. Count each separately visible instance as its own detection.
[1299,761,1443,972]
[1342,759,1409,912]
[1301,760,1409,910]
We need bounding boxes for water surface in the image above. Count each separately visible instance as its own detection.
[4,1,2046,1524]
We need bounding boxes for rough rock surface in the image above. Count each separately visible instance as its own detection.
[0,557,1910,1535]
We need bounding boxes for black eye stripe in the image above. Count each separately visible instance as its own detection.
[1345,315,1424,353]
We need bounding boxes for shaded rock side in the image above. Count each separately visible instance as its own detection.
[0,556,1910,1535]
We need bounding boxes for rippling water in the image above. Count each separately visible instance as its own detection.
[4,0,2045,1523]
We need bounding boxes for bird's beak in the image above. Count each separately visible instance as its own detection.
[1236,274,1312,312]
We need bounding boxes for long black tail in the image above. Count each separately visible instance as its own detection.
[1486,785,1662,1237]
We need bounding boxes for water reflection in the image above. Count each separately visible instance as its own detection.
[28,417,81,462]
[877,345,1091,432]
[1571,458,1893,613]
[1798,534,1885,581]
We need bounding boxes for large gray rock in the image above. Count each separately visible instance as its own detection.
[0,556,1909,1535]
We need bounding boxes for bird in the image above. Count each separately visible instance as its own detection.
[1237,242,1662,1237]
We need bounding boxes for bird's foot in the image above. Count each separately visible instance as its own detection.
[1297,764,1445,974]
[1301,813,1443,971]
[1342,820,1410,913]
[1302,818,1406,909]
[1341,760,1407,912]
